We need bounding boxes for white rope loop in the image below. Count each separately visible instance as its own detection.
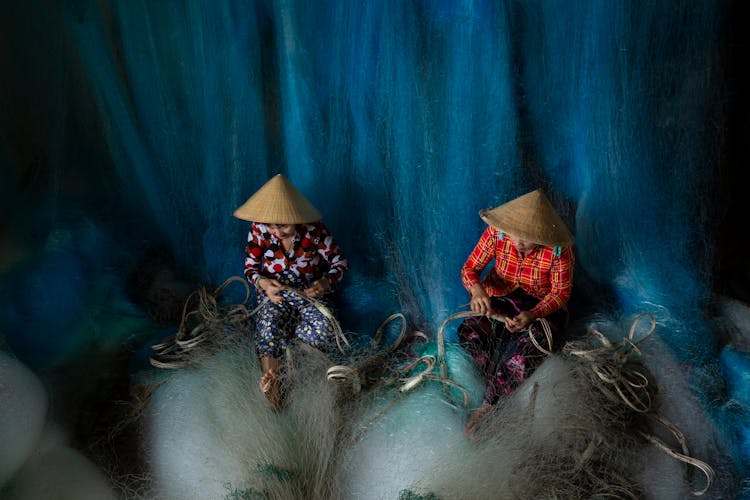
[637,413,715,496]
[563,313,714,495]
[150,276,253,369]
[150,276,351,368]
[149,281,716,496]
[527,317,554,356]
[398,355,436,392]
[325,313,427,391]
[436,307,553,395]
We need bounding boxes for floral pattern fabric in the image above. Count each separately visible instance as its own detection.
[458,289,568,404]
[244,222,348,292]
[243,222,348,358]
[255,287,336,358]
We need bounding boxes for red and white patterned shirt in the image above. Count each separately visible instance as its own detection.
[461,226,574,319]
[244,222,348,291]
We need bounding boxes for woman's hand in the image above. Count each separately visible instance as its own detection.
[505,310,535,333]
[469,284,492,317]
[303,276,330,298]
[259,278,286,303]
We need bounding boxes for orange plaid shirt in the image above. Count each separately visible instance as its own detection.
[461,226,574,319]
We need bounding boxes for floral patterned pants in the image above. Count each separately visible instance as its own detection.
[458,288,568,405]
[255,288,336,358]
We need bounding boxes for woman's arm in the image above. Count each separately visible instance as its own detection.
[314,223,349,289]
[461,226,497,290]
[244,222,267,287]
[461,227,499,316]
[529,247,575,319]
[245,223,288,302]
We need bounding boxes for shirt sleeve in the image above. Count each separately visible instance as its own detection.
[244,223,266,287]
[315,223,348,287]
[461,226,497,291]
[530,246,574,318]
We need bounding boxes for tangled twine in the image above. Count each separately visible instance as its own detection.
[150,277,253,369]
[148,279,715,495]
[563,313,715,496]
[433,309,714,496]
[326,313,468,404]
[150,276,351,369]
[326,313,417,392]
[435,307,553,405]
[326,313,473,443]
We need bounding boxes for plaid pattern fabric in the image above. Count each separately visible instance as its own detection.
[244,222,348,292]
[461,226,574,318]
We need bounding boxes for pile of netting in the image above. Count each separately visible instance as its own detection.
[114,278,737,499]
[426,315,717,499]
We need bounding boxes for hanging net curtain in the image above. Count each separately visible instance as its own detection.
[1,0,747,488]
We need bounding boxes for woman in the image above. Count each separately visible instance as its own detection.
[233,174,348,410]
[459,189,574,434]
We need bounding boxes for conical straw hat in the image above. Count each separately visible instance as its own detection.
[233,174,322,223]
[479,190,574,246]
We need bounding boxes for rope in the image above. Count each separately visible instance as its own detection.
[326,312,470,416]
[395,355,471,406]
[148,280,715,495]
[638,413,715,496]
[435,307,552,398]
[564,314,656,413]
[436,310,501,381]
[564,313,715,495]
[371,312,429,352]
[150,276,351,369]
[252,285,351,355]
[432,309,713,495]
[150,277,253,369]
[527,317,554,356]
[281,288,351,355]
[326,313,429,391]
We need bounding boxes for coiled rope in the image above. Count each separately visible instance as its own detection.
[150,276,351,369]
[148,279,715,495]
[564,313,715,496]
[326,313,469,404]
[433,309,714,495]
[150,276,253,369]
[435,307,553,400]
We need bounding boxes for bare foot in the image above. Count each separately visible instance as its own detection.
[259,369,281,411]
[464,402,492,437]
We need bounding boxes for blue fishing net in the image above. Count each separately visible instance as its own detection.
[1,0,748,489]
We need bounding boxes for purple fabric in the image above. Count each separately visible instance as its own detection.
[458,288,568,404]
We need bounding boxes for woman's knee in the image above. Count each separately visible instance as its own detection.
[295,315,334,344]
